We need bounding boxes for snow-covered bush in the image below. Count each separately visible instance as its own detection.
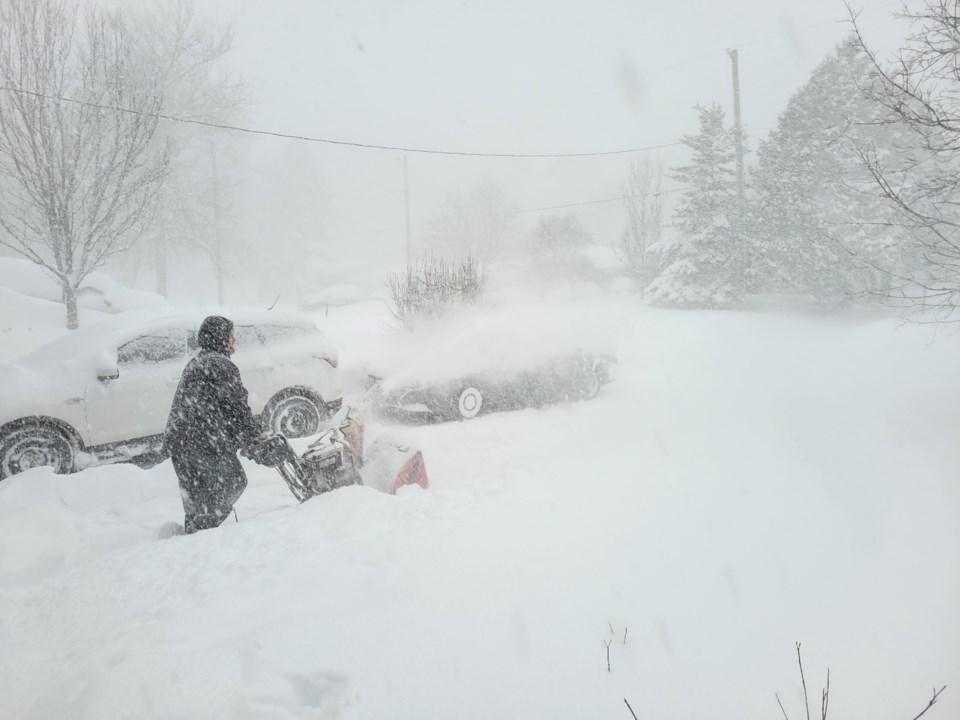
[386,255,485,329]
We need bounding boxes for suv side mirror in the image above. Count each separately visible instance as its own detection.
[97,367,120,382]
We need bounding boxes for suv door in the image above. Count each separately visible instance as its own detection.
[84,327,194,446]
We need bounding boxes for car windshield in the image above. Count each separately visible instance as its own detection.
[117,334,184,365]
[232,324,262,350]
[259,324,308,344]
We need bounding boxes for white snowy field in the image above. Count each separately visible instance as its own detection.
[1,295,959,720]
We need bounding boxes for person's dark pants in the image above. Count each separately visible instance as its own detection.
[171,451,248,534]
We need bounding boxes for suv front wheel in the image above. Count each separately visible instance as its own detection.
[0,421,79,480]
[261,389,328,439]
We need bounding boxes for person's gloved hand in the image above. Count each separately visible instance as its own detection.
[243,434,294,467]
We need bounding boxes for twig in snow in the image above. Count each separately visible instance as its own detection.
[776,693,791,720]
[777,644,944,720]
[605,639,613,672]
[821,669,830,720]
[624,697,639,720]
[797,642,812,720]
[910,686,947,720]
[623,626,629,645]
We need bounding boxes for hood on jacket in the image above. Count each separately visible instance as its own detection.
[197,315,234,354]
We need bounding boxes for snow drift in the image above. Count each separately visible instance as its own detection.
[0,296,957,720]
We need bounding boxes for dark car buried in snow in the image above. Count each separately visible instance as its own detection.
[369,350,616,423]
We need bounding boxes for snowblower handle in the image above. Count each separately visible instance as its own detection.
[243,434,297,467]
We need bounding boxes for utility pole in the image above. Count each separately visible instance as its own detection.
[155,219,168,297]
[403,155,411,267]
[210,140,224,305]
[728,48,746,289]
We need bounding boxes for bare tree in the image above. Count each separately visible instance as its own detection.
[425,179,521,263]
[847,0,960,319]
[0,0,169,328]
[530,210,593,284]
[616,154,663,296]
[127,0,249,297]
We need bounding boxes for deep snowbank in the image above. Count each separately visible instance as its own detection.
[0,298,958,720]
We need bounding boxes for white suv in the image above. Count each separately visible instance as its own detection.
[0,309,342,479]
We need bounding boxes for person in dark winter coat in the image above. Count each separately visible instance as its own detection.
[165,315,260,534]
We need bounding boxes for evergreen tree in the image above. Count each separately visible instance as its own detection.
[750,37,896,303]
[648,104,739,309]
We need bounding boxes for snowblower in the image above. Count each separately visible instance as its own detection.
[243,408,429,503]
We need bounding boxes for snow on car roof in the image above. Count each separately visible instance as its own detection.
[21,307,321,367]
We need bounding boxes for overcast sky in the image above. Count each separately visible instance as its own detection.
[194,0,909,278]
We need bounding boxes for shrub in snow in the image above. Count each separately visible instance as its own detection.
[386,255,485,329]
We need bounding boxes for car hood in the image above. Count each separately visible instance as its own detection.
[0,361,79,423]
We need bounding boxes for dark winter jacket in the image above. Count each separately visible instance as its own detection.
[164,316,259,458]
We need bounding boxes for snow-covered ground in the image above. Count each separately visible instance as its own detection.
[1,295,958,720]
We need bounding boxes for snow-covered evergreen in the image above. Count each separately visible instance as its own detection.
[750,37,897,303]
[648,104,740,309]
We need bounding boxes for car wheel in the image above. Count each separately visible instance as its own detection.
[578,369,602,401]
[0,422,78,480]
[263,390,327,438]
[455,386,483,420]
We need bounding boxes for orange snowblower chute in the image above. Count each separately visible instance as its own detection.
[342,410,428,493]
[392,450,429,493]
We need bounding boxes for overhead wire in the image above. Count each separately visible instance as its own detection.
[0,85,684,158]
[0,0,907,246]
[0,0,908,165]
[0,1,901,162]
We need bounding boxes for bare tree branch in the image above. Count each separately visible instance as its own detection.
[796,643,812,720]
[845,0,960,318]
[910,686,947,720]
[776,693,791,720]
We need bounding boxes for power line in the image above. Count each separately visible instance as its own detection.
[0,85,684,159]
[0,1,903,163]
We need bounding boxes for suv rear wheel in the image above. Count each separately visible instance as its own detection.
[455,386,483,420]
